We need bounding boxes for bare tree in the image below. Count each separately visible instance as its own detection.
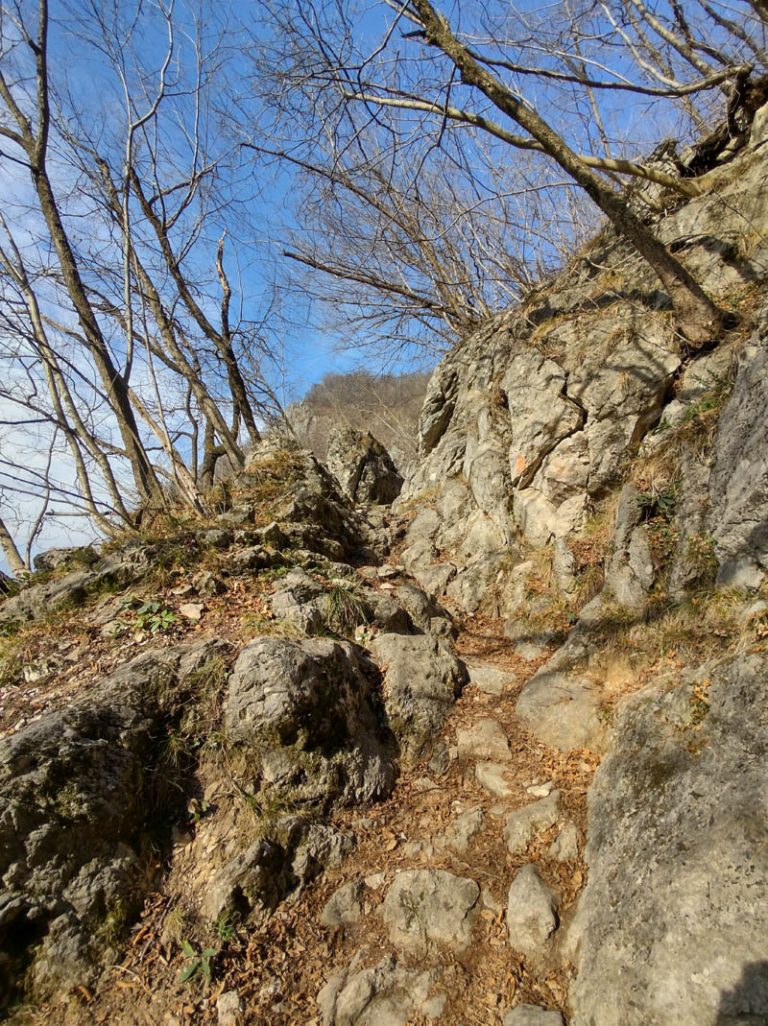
[250,0,766,346]
[248,136,593,354]
[0,0,283,566]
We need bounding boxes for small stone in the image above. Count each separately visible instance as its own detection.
[317,955,441,1026]
[382,869,480,956]
[506,865,558,957]
[504,791,560,855]
[741,599,768,623]
[192,569,226,596]
[217,989,243,1026]
[526,782,553,798]
[365,872,386,890]
[456,718,511,762]
[515,640,552,661]
[428,744,452,776]
[475,761,513,798]
[548,822,580,862]
[200,528,233,550]
[179,602,204,621]
[320,881,364,928]
[503,1004,564,1026]
[482,889,505,915]
[438,807,484,853]
[466,663,514,696]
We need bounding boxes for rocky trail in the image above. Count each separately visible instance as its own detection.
[68,601,593,1026]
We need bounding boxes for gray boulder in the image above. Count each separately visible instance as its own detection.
[224,637,396,808]
[516,669,603,751]
[0,640,228,1008]
[370,634,466,764]
[320,881,364,928]
[392,582,456,638]
[326,427,403,505]
[571,653,768,1026]
[506,865,558,959]
[318,955,444,1026]
[456,718,511,762]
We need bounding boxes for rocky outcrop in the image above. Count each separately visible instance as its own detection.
[224,636,396,809]
[3,102,768,1026]
[571,653,768,1026]
[0,541,156,626]
[0,640,228,1009]
[394,110,768,616]
[708,312,768,589]
[326,427,403,505]
[370,633,466,764]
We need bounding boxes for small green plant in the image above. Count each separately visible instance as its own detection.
[326,583,368,636]
[179,939,218,983]
[259,563,292,584]
[637,487,677,520]
[215,913,238,943]
[597,702,615,725]
[134,601,177,634]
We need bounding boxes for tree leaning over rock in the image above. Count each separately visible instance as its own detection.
[253,0,765,348]
[406,0,727,347]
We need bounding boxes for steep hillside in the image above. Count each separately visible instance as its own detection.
[288,371,431,474]
[0,104,767,1026]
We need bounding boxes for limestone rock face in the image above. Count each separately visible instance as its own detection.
[708,312,768,589]
[571,653,768,1026]
[603,484,655,609]
[394,120,768,613]
[326,426,403,505]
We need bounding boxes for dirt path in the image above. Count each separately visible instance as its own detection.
[63,613,597,1026]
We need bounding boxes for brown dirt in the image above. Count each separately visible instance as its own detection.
[31,609,598,1026]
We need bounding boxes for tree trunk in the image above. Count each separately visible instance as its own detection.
[412,0,725,347]
[0,515,27,574]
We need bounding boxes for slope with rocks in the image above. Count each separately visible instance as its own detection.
[0,103,767,1026]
